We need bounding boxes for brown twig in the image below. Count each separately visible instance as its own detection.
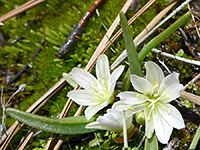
[180,91,200,106]
[0,78,66,150]
[182,73,200,91]
[0,0,47,22]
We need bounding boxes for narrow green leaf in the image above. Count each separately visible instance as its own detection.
[189,124,200,150]
[121,68,131,91]
[120,12,142,77]
[122,12,191,91]
[144,133,158,150]
[6,108,96,135]
[138,12,191,62]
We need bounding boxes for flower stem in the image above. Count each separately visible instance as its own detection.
[122,110,128,149]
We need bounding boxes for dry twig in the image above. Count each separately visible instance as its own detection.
[0,0,47,22]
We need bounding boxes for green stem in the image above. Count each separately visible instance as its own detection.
[138,11,191,61]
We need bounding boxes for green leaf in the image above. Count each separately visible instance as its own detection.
[189,124,200,150]
[144,133,158,150]
[6,108,96,135]
[120,12,142,77]
[121,68,131,91]
[138,12,191,62]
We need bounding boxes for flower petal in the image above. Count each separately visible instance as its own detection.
[144,107,154,139]
[96,54,110,83]
[160,84,183,102]
[85,105,101,120]
[85,121,109,130]
[130,75,153,95]
[107,65,124,93]
[117,91,146,105]
[112,101,131,111]
[67,90,99,105]
[153,107,173,144]
[158,72,180,94]
[71,68,97,90]
[110,65,124,82]
[158,103,185,129]
[145,61,164,86]
[97,110,123,133]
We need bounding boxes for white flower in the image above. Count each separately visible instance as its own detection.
[67,54,124,120]
[85,109,134,135]
[115,61,185,144]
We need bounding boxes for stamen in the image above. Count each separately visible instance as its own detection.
[101,79,105,84]
[153,84,159,90]
[147,117,151,121]
[153,93,159,97]
[91,82,94,88]
[128,106,134,111]
[95,80,99,85]
[165,94,171,98]
[91,90,94,94]
[102,88,106,92]
[136,93,140,98]
[168,108,171,114]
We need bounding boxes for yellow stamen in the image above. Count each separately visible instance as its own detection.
[95,80,98,85]
[168,108,171,114]
[102,88,106,92]
[128,106,134,111]
[91,90,94,94]
[136,93,140,98]
[101,79,105,84]
[91,82,94,88]
[165,94,171,98]
[147,117,151,121]
[153,84,159,90]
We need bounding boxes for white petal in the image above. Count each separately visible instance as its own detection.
[108,80,116,96]
[130,75,153,95]
[85,105,101,120]
[158,72,180,94]
[145,61,164,86]
[110,65,124,82]
[96,54,110,83]
[160,84,183,102]
[71,68,97,90]
[85,121,110,130]
[117,91,146,105]
[67,90,99,105]
[112,101,131,111]
[97,110,123,133]
[158,103,185,129]
[144,108,154,139]
[107,65,124,93]
[153,107,173,144]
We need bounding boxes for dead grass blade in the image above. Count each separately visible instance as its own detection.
[0,0,47,22]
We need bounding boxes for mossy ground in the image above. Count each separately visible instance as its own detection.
[0,0,199,149]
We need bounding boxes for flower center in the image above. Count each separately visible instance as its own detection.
[90,80,109,102]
